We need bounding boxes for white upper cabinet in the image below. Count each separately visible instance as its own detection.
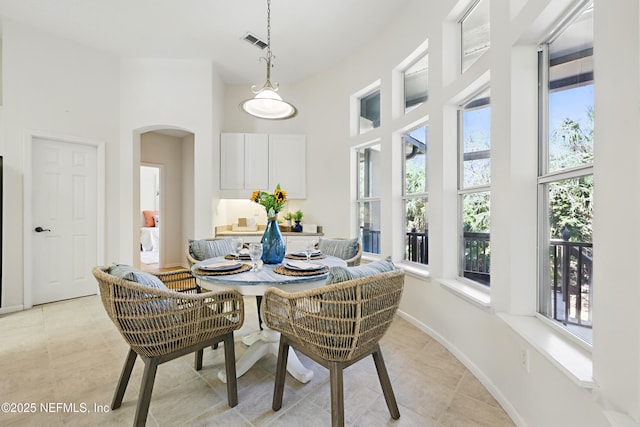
[220,133,245,190]
[244,134,270,190]
[269,134,306,199]
[220,133,306,199]
[220,133,269,197]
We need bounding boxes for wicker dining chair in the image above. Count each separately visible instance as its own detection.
[185,237,235,267]
[317,237,363,266]
[263,269,405,427]
[92,266,244,427]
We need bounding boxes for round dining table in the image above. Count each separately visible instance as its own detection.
[192,254,347,384]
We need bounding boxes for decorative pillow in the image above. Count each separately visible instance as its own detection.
[108,264,168,290]
[326,257,395,285]
[142,210,158,227]
[318,237,359,261]
[153,215,160,227]
[188,239,235,261]
[107,264,172,319]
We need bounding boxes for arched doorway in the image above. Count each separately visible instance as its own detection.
[134,126,195,269]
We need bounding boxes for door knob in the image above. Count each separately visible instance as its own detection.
[34,226,51,232]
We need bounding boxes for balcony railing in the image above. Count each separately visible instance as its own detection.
[549,238,593,328]
[463,232,490,286]
[406,231,428,264]
[360,227,381,254]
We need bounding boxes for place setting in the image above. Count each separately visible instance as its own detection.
[224,237,252,260]
[284,239,327,261]
[274,259,329,277]
[194,259,252,276]
[197,242,265,275]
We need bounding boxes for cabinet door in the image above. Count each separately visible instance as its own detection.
[220,133,245,190]
[269,134,306,199]
[244,133,269,191]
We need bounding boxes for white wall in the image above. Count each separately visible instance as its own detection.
[1,0,639,424]
[592,1,640,421]
[220,0,639,426]
[119,58,217,266]
[0,18,119,309]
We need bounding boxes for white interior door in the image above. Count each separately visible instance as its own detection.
[31,137,98,305]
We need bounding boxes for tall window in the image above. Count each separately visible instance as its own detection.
[458,88,491,286]
[402,125,428,264]
[461,0,490,73]
[538,2,593,344]
[404,53,428,113]
[359,89,380,134]
[357,143,382,254]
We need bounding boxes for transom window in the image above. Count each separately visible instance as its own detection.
[461,0,490,73]
[359,89,381,134]
[404,53,428,113]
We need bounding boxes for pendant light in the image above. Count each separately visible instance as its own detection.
[240,0,297,120]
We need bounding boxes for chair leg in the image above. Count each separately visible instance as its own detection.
[134,358,159,427]
[112,348,137,410]
[195,348,204,371]
[329,362,345,427]
[223,333,238,407]
[256,295,263,329]
[272,336,289,411]
[372,344,400,420]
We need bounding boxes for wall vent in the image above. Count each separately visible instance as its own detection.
[243,33,267,50]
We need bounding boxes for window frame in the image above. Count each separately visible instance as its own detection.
[355,142,382,255]
[457,86,491,287]
[401,123,429,265]
[358,87,381,135]
[536,0,594,345]
[460,0,490,73]
[402,52,429,114]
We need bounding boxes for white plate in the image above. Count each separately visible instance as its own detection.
[285,260,325,271]
[292,250,322,258]
[199,260,242,271]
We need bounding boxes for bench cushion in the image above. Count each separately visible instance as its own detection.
[326,257,395,284]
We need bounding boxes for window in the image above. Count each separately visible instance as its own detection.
[538,2,593,344]
[359,89,381,134]
[356,143,382,254]
[404,53,428,113]
[402,125,428,264]
[461,0,490,73]
[458,88,491,286]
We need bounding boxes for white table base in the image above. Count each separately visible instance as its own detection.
[216,327,314,384]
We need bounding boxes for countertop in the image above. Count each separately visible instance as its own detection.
[215,225,323,237]
[216,230,323,237]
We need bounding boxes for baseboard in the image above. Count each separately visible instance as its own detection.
[396,309,527,427]
[0,304,25,315]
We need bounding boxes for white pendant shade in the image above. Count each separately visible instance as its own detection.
[240,88,297,120]
[241,0,297,120]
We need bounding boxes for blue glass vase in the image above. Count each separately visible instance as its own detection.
[261,216,286,264]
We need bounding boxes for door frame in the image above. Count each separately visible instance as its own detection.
[23,130,106,309]
[140,162,164,267]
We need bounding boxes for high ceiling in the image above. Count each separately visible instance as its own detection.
[0,0,413,85]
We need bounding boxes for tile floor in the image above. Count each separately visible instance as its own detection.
[0,295,515,426]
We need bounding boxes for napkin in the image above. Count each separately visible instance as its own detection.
[201,260,240,269]
[286,260,320,270]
